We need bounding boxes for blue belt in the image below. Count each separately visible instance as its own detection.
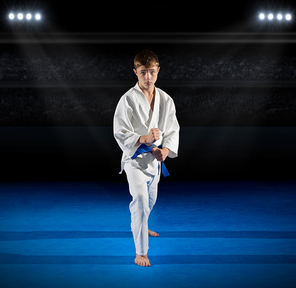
[131,144,170,178]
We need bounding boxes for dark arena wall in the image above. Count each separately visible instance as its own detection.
[1,34,296,181]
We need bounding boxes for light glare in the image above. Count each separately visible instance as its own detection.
[7,12,43,22]
[277,14,282,20]
[17,13,23,20]
[259,13,265,20]
[286,14,292,20]
[268,13,273,20]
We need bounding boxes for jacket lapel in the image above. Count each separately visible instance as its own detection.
[148,88,159,130]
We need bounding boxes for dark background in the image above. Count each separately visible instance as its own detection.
[1,1,296,33]
[0,0,296,182]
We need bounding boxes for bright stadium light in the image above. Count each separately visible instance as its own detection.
[7,11,43,24]
[286,13,292,21]
[17,13,23,20]
[257,11,292,22]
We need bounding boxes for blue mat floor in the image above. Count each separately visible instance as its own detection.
[0,180,295,288]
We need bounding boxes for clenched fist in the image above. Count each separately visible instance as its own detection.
[152,147,169,162]
[138,128,160,144]
[146,128,160,143]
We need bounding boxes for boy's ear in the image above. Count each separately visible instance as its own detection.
[133,69,137,75]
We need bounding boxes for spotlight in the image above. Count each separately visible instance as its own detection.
[7,11,43,23]
[17,13,23,20]
[268,13,274,20]
[259,13,265,20]
[277,13,283,20]
[286,14,292,21]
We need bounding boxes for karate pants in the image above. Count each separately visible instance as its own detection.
[124,162,160,256]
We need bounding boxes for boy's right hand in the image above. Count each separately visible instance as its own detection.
[140,128,160,144]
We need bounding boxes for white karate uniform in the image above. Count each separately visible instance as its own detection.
[113,83,179,255]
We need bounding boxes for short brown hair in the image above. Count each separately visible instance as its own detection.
[134,50,159,69]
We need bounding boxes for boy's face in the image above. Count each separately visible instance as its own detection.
[133,65,160,90]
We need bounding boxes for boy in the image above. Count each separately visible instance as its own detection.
[113,50,179,266]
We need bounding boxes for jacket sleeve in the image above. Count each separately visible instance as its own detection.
[162,98,180,158]
[113,95,141,158]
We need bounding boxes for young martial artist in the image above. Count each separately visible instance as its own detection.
[113,50,179,267]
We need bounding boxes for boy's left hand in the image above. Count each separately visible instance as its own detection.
[152,147,169,162]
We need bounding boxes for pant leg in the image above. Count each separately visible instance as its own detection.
[124,163,151,255]
[147,164,160,211]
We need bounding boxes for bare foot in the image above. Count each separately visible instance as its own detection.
[148,229,159,237]
[135,254,151,267]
